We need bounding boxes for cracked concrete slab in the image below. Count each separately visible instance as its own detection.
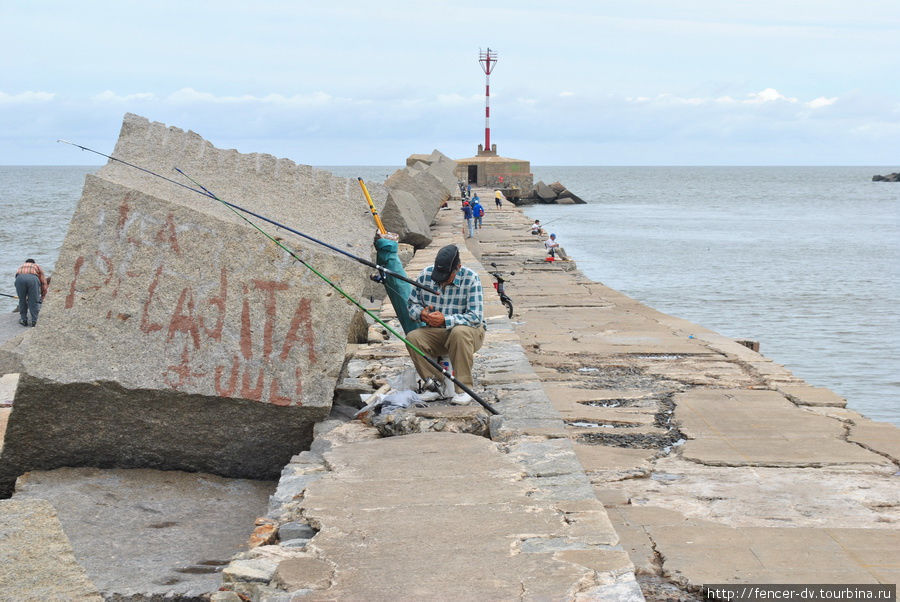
[647,524,899,586]
[676,388,890,466]
[294,432,629,600]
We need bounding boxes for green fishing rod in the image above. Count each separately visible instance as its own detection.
[56,140,438,296]
[175,168,499,416]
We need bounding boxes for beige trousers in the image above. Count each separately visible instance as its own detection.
[406,325,485,392]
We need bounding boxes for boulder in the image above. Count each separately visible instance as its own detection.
[0,113,381,495]
[380,189,432,249]
[548,181,566,194]
[385,167,450,225]
[534,181,558,203]
[557,189,587,204]
[872,172,900,182]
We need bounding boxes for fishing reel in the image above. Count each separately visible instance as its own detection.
[370,266,387,283]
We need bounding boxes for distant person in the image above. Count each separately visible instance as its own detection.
[471,198,485,230]
[544,233,560,258]
[15,258,48,327]
[461,200,474,238]
[494,189,503,209]
[531,220,543,236]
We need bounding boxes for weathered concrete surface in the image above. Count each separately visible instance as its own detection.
[471,192,900,597]
[0,498,102,600]
[287,433,635,600]
[1,113,383,493]
[676,388,887,466]
[13,467,274,598]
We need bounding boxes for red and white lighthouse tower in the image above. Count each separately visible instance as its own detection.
[478,47,498,156]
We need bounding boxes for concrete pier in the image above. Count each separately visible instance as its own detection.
[1,189,897,599]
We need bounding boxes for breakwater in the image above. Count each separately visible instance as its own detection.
[0,126,897,597]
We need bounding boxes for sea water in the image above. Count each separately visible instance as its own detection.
[525,166,899,426]
[1,165,897,426]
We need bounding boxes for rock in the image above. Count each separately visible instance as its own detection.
[549,181,566,194]
[385,166,452,225]
[557,189,587,204]
[556,196,576,205]
[278,521,318,541]
[534,181,558,203]
[249,522,278,548]
[0,113,380,495]
[380,189,432,249]
[872,172,899,182]
[271,557,334,591]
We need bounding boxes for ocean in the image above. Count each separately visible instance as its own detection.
[1,165,897,426]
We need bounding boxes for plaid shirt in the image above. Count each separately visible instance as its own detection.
[16,262,48,298]
[408,265,484,329]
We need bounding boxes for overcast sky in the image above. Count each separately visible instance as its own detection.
[2,1,898,166]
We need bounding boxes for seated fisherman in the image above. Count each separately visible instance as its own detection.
[531,220,544,235]
[544,233,560,257]
[406,245,485,405]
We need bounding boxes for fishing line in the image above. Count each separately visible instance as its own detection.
[175,168,499,415]
[56,140,438,295]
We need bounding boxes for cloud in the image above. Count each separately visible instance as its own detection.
[745,88,798,104]
[0,91,55,103]
[94,91,156,102]
[806,96,837,109]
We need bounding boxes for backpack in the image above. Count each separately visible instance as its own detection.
[476,205,484,217]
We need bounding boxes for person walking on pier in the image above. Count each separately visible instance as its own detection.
[472,198,485,230]
[461,200,475,238]
[406,245,485,405]
[494,189,503,209]
[14,258,47,327]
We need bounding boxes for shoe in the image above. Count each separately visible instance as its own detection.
[451,392,472,405]
[418,391,442,402]
[19,319,28,327]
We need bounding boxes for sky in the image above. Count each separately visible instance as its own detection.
[1,1,898,166]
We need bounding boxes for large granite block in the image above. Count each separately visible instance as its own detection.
[0,114,379,494]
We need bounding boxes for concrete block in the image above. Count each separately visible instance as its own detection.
[1,113,383,490]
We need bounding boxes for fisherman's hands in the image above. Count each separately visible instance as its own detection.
[421,305,446,327]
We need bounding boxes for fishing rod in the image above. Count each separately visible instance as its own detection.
[56,140,438,296]
[176,168,499,415]
[358,178,386,234]
[0,293,17,299]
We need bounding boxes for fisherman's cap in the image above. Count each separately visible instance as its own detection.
[432,245,460,283]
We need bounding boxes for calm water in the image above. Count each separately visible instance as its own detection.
[526,166,899,426]
[1,165,897,426]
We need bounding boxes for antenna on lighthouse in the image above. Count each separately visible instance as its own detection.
[479,47,498,155]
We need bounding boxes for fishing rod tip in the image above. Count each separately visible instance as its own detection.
[57,139,70,144]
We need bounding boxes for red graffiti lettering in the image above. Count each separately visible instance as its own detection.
[117,201,130,233]
[155,212,181,255]
[252,279,289,360]
[241,367,264,401]
[65,256,85,309]
[280,298,316,363]
[167,287,201,349]
[140,266,165,333]
[268,376,292,406]
[214,355,240,397]
[240,285,252,359]
[201,267,228,341]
